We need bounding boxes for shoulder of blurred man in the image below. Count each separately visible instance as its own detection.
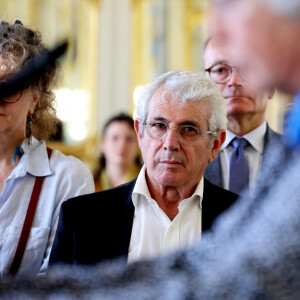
[264,124,282,147]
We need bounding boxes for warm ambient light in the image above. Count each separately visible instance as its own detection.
[55,88,89,144]
[133,85,145,119]
[133,85,145,105]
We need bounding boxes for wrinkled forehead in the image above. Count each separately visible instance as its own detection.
[147,89,212,127]
[204,37,239,68]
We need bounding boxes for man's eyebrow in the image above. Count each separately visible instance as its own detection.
[150,117,168,123]
[150,117,202,126]
[207,60,229,69]
[180,121,199,127]
[149,118,204,128]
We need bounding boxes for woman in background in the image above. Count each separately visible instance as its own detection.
[0,20,94,277]
[94,113,142,191]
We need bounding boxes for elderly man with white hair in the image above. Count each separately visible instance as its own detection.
[49,70,238,266]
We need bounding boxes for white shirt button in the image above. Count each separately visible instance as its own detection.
[169,226,174,231]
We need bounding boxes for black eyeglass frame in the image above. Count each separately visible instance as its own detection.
[204,63,247,84]
[0,89,24,104]
[142,121,217,144]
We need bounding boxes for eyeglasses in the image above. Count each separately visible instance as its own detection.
[0,89,23,104]
[143,121,216,145]
[205,63,247,84]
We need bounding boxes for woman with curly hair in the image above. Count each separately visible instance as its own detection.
[0,20,94,277]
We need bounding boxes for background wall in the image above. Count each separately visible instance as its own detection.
[0,0,287,172]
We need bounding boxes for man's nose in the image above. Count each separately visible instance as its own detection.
[227,68,243,86]
[163,128,180,151]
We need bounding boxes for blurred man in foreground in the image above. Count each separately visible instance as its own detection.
[1,0,300,298]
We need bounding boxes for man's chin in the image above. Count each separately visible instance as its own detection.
[156,175,183,188]
[227,107,254,116]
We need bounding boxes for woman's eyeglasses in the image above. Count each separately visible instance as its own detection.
[0,89,24,104]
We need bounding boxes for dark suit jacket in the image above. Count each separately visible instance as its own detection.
[204,124,282,188]
[49,178,238,266]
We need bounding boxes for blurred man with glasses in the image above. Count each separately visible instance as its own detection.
[203,36,281,196]
[49,70,238,266]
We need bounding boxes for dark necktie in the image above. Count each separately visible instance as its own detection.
[229,137,249,195]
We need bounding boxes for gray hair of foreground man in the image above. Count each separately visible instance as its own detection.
[136,70,228,134]
[265,0,300,18]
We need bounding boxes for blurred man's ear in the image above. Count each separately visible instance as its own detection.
[208,130,226,163]
[268,87,276,99]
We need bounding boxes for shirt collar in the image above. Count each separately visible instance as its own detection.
[221,121,267,154]
[221,129,236,150]
[244,121,267,153]
[132,165,204,208]
[12,137,52,178]
[132,165,154,206]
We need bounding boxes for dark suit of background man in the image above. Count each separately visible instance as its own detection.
[203,36,281,196]
[50,70,238,266]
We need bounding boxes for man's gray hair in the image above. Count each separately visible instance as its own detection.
[136,70,228,133]
[264,0,300,19]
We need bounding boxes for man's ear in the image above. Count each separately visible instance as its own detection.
[208,129,226,163]
[134,118,143,147]
[268,87,275,99]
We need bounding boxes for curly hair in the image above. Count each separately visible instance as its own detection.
[0,20,59,140]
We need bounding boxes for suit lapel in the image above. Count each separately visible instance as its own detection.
[202,179,218,231]
[261,124,282,164]
[202,179,238,231]
[204,154,223,188]
[118,180,136,257]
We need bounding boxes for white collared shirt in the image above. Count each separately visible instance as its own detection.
[128,165,203,263]
[220,121,267,195]
[0,137,94,277]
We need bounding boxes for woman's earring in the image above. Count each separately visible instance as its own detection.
[27,114,33,146]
